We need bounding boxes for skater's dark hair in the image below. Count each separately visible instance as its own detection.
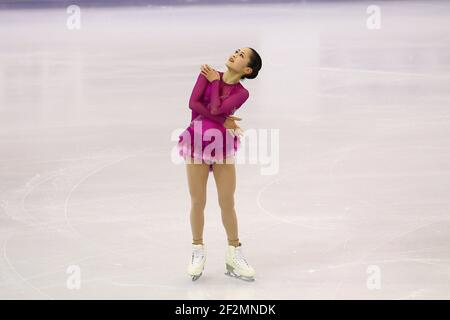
[242,48,262,80]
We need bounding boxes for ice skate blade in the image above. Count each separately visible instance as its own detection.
[224,265,255,282]
[191,272,203,281]
[224,271,255,282]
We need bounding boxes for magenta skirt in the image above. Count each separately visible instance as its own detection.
[178,116,240,172]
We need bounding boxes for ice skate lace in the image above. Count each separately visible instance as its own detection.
[192,248,205,264]
[234,248,249,267]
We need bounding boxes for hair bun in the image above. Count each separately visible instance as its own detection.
[243,47,262,80]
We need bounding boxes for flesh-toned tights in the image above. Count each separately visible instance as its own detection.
[185,157,239,247]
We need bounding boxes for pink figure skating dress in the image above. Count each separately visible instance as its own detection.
[178,71,249,172]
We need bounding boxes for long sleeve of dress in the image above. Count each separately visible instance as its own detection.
[188,73,227,124]
[208,79,249,116]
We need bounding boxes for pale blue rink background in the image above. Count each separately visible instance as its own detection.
[0,0,449,299]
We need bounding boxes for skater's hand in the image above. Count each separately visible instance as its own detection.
[224,115,242,130]
[228,115,244,138]
[200,64,220,82]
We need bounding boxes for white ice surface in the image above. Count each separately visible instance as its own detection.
[0,1,450,299]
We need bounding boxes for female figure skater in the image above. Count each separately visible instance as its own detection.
[177,47,262,281]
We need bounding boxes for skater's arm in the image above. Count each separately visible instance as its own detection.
[189,73,227,124]
[209,85,249,116]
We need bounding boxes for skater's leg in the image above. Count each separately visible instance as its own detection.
[186,157,210,245]
[212,157,240,247]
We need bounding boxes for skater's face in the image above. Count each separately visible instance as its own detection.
[225,47,253,78]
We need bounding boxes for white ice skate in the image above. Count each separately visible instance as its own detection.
[187,243,206,281]
[224,243,256,282]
